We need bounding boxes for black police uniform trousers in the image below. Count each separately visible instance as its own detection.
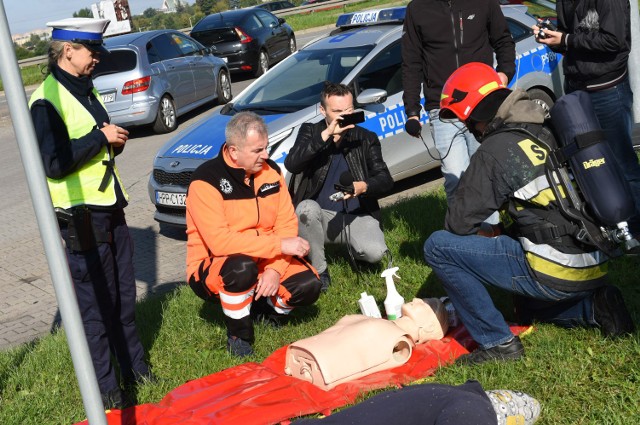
[60,208,148,393]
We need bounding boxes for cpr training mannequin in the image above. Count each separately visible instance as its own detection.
[395,297,449,343]
[285,298,449,390]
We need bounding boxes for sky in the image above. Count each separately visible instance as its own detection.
[4,0,180,35]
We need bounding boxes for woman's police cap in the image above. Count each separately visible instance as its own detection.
[47,18,111,55]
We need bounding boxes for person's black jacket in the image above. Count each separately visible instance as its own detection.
[285,120,393,222]
[401,0,515,115]
[555,0,630,91]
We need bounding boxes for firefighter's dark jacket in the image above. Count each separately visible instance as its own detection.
[555,0,630,91]
[401,0,516,115]
[446,89,608,292]
[285,120,393,223]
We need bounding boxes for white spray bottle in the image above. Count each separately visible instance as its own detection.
[382,267,404,320]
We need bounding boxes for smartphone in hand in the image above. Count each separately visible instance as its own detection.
[338,111,365,126]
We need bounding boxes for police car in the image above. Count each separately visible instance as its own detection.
[149,5,563,226]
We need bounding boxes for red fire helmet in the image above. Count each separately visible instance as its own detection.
[439,62,509,122]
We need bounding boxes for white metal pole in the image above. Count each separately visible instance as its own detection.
[0,1,107,423]
[629,0,640,123]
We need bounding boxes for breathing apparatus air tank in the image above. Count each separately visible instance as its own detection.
[549,90,637,251]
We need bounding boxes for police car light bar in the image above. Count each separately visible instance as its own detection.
[335,7,406,28]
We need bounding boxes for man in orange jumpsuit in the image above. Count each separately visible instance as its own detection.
[186,111,322,357]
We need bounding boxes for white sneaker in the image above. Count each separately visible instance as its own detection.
[486,389,541,425]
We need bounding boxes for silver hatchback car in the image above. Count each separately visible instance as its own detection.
[93,29,233,134]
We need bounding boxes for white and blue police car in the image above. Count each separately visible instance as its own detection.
[149,4,563,226]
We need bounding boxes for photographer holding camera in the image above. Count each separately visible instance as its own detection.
[533,0,640,232]
[285,82,393,291]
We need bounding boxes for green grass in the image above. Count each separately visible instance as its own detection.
[284,0,409,30]
[0,64,48,92]
[0,185,638,424]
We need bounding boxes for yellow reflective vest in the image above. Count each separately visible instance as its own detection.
[29,74,128,209]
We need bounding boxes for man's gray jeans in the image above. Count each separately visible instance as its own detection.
[295,199,388,274]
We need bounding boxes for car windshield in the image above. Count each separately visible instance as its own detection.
[227,46,372,115]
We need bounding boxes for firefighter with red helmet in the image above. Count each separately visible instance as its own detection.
[423,63,635,366]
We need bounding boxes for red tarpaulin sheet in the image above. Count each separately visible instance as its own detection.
[75,325,531,425]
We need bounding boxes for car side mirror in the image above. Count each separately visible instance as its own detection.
[278,17,286,25]
[356,88,388,105]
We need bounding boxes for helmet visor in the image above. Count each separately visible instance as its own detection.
[439,107,459,122]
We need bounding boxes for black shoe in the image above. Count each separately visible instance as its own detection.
[456,336,525,366]
[123,369,157,388]
[227,336,254,357]
[101,387,131,410]
[319,269,331,292]
[593,285,635,338]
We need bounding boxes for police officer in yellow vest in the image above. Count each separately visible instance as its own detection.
[29,18,152,409]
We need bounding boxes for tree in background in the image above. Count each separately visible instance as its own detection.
[164,15,177,30]
[22,33,48,56]
[73,8,93,18]
[14,43,31,60]
[143,7,158,18]
[240,0,261,7]
[196,0,217,15]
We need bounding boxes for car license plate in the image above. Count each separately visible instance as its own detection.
[102,92,115,103]
[156,191,186,207]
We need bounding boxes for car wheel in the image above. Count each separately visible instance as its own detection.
[153,95,177,134]
[289,37,297,54]
[527,88,554,119]
[254,50,269,77]
[217,70,232,105]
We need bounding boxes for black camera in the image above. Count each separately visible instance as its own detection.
[536,18,557,40]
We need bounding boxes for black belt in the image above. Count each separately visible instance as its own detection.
[55,206,113,249]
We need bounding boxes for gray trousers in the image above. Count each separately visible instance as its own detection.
[295,199,388,274]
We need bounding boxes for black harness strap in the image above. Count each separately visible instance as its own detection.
[98,158,115,192]
[554,130,606,164]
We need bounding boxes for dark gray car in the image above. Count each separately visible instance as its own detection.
[190,8,296,77]
[93,29,232,134]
